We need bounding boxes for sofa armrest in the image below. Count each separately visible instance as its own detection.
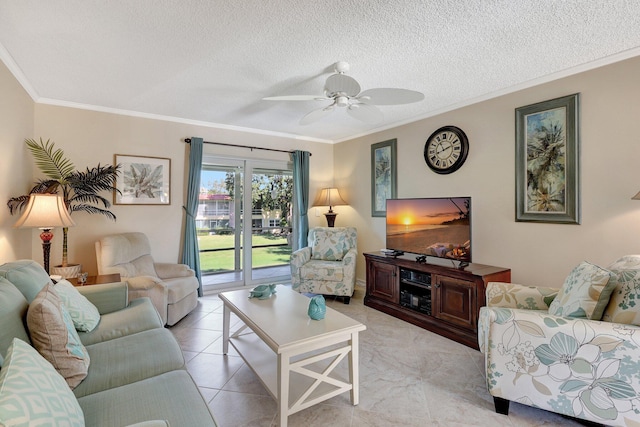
[154,262,195,279]
[76,281,128,315]
[486,281,559,310]
[479,306,640,424]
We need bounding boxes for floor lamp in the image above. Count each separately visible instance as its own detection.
[13,194,76,274]
[313,188,347,227]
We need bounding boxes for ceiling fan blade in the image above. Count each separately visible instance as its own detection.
[300,105,335,125]
[325,74,361,97]
[263,95,328,101]
[347,103,384,124]
[357,88,424,105]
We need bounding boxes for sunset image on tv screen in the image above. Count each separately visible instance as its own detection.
[386,197,471,262]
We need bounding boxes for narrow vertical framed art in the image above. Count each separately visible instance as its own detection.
[371,139,397,217]
[515,93,580,224]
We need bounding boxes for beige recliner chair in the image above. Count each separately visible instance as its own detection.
[95,232,199,326]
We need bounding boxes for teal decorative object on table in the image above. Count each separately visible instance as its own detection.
[249,284,277,299]
[308,295,326,320]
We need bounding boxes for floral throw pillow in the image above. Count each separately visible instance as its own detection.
[602,255,640,325]
[311,230,348,261]
[548,261,616,320]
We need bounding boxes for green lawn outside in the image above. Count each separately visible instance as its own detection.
[198,234,291,272]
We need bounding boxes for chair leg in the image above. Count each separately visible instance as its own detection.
[343,296,350,304]
[493,396,509,415]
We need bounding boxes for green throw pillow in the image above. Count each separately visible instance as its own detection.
[548,261,616,320]
[54,279,100,332]
[0,338,85,426]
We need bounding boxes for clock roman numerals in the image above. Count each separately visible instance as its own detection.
[424,126,469,174]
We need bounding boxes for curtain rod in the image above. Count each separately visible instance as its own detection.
[183,138,311,156]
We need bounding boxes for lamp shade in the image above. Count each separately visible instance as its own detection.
[14,194,76,229]
[313,188,347,208]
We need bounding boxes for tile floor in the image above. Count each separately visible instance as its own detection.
[169,287,584,427]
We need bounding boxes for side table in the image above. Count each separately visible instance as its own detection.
[69,273,122,286]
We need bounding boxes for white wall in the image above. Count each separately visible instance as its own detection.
[335,56,640,287]
[0,61,35,262]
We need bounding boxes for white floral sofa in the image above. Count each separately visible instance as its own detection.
[479,255,640,426]
[290,227,357,303]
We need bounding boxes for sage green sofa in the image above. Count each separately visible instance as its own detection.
[0,260,217,427]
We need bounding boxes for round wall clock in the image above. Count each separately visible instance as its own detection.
[423,126,469,174]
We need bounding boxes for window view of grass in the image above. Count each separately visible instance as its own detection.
[198,233,291,273]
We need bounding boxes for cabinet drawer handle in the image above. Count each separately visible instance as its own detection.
[435,284,441,289]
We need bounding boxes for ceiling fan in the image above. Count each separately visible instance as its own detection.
[263,61,424,125]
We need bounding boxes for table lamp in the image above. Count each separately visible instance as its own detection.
[13,194,76,274]
[313,187,347,227]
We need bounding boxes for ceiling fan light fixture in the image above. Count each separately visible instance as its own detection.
[268,61,423,125]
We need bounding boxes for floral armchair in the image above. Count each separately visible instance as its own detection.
[290,227,357,303]
[478,256,640,426]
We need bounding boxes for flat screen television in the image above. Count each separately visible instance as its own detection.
[386,197,471,263]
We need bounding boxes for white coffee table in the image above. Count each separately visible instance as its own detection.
[220,285,365,427]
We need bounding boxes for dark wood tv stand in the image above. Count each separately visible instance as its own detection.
[364,252,511,350]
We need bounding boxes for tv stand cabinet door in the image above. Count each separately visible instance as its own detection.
[432,276,476,330]
[367,259,398,303]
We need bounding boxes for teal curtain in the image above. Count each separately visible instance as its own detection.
[182,137,203,296]
[292,150,310,251]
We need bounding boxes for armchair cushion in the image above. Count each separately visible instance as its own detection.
[548,261,616,320]
[55,279,100,332]
[603,255,640,325]
[311,229,348,261]
[0,338,85,426]
[300,260,345,282]
[27,283,90,389]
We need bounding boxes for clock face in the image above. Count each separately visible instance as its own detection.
[424,126,469,174]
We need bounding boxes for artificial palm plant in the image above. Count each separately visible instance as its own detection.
[7,138,120,268]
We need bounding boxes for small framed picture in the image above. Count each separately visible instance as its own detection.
[114,154,171,205]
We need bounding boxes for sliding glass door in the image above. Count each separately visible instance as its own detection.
[197,157,292,291]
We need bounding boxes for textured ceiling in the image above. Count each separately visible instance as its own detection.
[1,1,640,143]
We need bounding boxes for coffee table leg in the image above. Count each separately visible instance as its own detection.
[222,304,230,355]
[349,332,360,405]
[277,353,290,427]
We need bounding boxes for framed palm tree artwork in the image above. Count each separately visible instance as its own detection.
[371,139,397,217]
[515,93,580,224]
[114,154,171,205]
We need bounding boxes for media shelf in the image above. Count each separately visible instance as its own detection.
[364,252,511,349]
